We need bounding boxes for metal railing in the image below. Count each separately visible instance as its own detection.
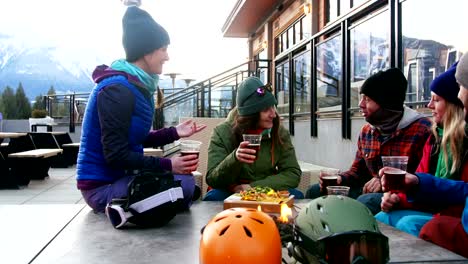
[42,59,271,132]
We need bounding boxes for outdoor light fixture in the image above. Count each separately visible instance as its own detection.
[303,2,312,14]
[122,0,141,7]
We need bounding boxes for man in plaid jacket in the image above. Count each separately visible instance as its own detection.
[306,68,432,215]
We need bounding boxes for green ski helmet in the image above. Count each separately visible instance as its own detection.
[292,195,389,264]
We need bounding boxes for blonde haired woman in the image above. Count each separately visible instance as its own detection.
[376,63,468,236]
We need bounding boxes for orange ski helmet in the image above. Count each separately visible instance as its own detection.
[200,207,282,264]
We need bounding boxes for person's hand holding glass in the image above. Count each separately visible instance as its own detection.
[236,134,262,164]
[319,168,342,194]
[171,140,201,174]
[381,156,408,193]
[378,166,419,212]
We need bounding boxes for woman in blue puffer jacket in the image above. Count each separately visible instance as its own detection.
[76,6,205,213]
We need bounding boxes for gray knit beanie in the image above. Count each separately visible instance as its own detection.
[122,6,170,62]
[456,53,468,89]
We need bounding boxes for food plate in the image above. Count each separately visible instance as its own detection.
[223,194,294,213]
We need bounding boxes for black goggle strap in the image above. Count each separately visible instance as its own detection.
[242,83,274,103]
[294,229,389,264]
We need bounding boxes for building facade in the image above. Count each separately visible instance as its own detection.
[222,0,468,169]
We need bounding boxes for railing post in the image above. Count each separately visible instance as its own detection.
[69,94,75,133]
[208,80,212,117]
[200,84,205,117]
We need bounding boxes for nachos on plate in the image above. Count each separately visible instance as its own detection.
[239,186,290,202]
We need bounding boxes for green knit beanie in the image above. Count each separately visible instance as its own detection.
[236,77,277,116]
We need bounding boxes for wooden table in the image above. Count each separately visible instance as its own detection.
[62,143,80,147]
[143,148,163,157]
[0,132,27,140]
[8,149,63,158]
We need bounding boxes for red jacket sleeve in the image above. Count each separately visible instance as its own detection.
[416,136,432,173]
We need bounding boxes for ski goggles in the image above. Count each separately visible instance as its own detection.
[243,83,274,102]
[105,187,184,229]
[292,230,389,264]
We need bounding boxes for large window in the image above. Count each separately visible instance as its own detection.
[326,1,360,24]
[402,0,468,103]
[275,16,311,56]
[326,0,339,23]
[255,49,269,84]
[316,34,342,116]
[276,60,290,116]
[350,10,389,113]
[293,50,311,115]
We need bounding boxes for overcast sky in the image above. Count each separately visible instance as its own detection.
[0,0,248,81]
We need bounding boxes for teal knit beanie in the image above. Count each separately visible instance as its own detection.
[236,77,277,116]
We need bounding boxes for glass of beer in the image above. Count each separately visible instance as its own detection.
[381,156,408,193]
[242,134,262,160]
[326,186,350,196]
[180,140,202,159]
[320,168,340,194]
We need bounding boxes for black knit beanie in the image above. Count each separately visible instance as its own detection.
[236,77,277,116]
[122,6,170,62]
[360,68,407,111]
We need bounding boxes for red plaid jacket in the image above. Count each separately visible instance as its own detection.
[341,116,431,188]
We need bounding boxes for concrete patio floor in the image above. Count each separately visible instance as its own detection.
[0,167,84,205]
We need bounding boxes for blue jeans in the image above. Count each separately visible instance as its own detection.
[375,210,433,236]
[356,192,383,215]
[305,183,362,199]
[306,183,381,214]
[203,188,304,201]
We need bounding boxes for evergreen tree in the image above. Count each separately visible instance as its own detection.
[0,96,4,116]
[47,85,56,117]
[15,83,32,119]
[33,94,46,110]
[47,86,56,95]
[1,86,16,119]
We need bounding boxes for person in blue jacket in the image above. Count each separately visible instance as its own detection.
[76,6,205,213]
[379,170,468,257]
[379,52,468,257]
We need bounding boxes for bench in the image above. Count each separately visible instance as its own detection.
[8,148,63,185]
[61,142,80,167]
[297,161,339,194]
[143,148,163,157]
[179,117,226,198]
[54,133,79,167]
[178,117,341,198]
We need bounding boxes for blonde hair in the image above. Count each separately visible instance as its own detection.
[155,87,164,109]
[432,102,466,174]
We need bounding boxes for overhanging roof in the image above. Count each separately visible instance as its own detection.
[222,0,278,38]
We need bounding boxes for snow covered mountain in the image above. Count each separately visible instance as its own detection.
[0,34,95,100]
[0,34,196,101]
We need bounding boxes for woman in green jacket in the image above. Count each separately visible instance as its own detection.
[203,77,303,201]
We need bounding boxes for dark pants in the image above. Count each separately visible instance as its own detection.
[81,175,133,213]
[81,174,197,213]
[203,188,305,201]
[305,183,383,215]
